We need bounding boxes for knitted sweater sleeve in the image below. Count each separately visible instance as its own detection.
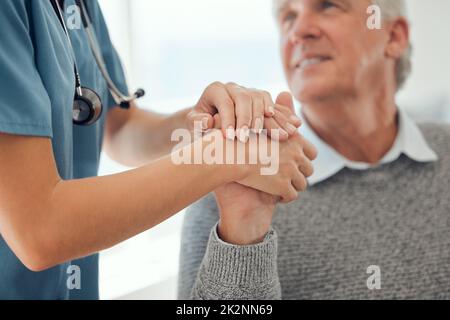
[190,223,282,300]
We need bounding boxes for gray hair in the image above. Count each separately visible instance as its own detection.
[273,0,412,90]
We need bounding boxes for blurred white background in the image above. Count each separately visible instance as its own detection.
[96,0,450,299]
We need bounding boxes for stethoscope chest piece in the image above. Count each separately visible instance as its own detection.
[73,87,103,126]
[51,0,145,126]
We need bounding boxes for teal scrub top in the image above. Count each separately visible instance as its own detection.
[0,0,129,299]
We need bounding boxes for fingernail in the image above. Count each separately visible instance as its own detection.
[254,118,263,134]
[238,126,250,143]
[286,123,298,135]
[202,117,209,130]
[270,128,288,141]
[226,126,235,140]
[290,115,301,124]
[279,128,289,138]
[268,106,275,116]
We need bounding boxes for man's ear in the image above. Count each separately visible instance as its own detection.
[385,17,410,59]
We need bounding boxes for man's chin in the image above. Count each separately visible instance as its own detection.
[291,83,337,104]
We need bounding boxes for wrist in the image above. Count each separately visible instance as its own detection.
[217,216,272,246]
[202,130,253,183]
[178,107,194,130]
[226,132,272,182]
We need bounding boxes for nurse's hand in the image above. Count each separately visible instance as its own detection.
[187,83,301,142]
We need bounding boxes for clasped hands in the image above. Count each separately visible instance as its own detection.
[188,82,317,245]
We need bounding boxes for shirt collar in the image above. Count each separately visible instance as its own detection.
[299,107,439,186]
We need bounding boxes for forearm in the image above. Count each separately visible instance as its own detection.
[40,156,223,269]
[190,224,282,300]
[105,107,191,167]
[15,132,241,271]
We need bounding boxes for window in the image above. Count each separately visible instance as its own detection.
[98,0,286,300]
[97,0,450,300]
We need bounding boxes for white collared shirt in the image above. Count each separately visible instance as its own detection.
[300,107,439,186]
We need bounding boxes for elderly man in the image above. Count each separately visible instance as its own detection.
[178,0,450,300]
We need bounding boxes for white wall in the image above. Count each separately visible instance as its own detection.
[397,0,450,120]
[402,0,450,95]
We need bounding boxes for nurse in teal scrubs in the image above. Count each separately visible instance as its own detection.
[0,0,301,299]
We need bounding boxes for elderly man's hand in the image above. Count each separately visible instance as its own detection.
[216,150,314,245]
[187,83,301,142]
[239,131,316,200]
[216,134,317,245]
[215,183,278,246]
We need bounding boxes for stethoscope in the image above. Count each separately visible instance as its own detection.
[50,0,145,126]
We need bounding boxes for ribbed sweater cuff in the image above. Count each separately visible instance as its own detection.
[201,223,278,287]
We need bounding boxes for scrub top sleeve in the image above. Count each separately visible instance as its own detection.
[0,0,53,138]
[88,1,130,110]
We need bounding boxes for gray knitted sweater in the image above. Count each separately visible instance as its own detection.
[178,123,450,300]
